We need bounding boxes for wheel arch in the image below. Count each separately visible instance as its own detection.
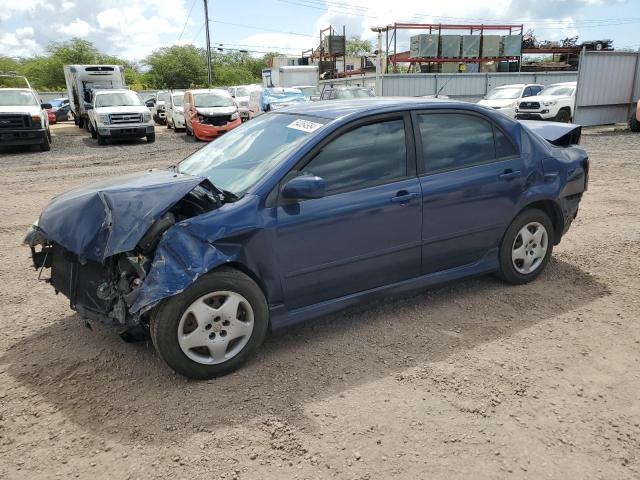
[518,199,564,245]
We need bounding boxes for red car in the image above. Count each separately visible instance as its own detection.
[183,89,241,141]
[46,108,56,124]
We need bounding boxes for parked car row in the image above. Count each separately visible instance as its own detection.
[478,82,577,123]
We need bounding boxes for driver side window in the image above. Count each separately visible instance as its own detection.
[303,118,408,195]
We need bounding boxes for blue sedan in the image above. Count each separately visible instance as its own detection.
[25,98,589,379]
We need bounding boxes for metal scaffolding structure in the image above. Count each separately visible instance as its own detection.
[385,23,524,73]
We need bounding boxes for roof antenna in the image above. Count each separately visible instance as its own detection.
[435,75,454,98]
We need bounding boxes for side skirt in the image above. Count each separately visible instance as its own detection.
[269,248,499,330]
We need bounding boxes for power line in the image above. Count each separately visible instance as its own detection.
[176,0,198,44]
[276,0,640,30]
[211,19,316,38]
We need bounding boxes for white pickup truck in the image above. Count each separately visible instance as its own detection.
[0,74,52,151]
[516,82,576,123]
[87,89,155,145]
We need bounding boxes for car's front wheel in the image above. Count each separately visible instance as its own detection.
[630,112,640,132]
[150,268,268,379]
[498,208,554,285]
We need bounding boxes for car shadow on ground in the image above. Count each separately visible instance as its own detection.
[1,258,608,444]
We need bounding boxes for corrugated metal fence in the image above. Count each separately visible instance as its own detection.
[320,72,578,103]
[321,51,640,126]
[574,50,640,126]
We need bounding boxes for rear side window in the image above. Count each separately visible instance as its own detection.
[304,119,407,194]
[495,128,518,158]
[417,113,517,174]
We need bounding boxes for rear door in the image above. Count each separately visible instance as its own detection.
[413,110,524,274]
[276,113,422,309]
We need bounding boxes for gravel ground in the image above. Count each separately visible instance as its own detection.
[0,122,639,480]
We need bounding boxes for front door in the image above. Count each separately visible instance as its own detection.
[276,115,422,310]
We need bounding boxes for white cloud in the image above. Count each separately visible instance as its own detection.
[0,25,40,57]
[57,18,94,37]
[0,0,45,21]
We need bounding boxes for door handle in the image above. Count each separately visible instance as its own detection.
[500,169,522,180]
[391,192,419,203]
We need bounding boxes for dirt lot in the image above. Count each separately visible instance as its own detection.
[0,122,639,480]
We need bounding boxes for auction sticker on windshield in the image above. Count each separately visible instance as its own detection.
[287,119,323,133]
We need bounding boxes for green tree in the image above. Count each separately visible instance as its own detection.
[345,37,373,56]
[144,45,208,89]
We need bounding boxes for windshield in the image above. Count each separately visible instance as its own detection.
[157,92,170,103]
[194,93,234,108]
[178,113,327,195]
[297,86,320,97]
[486,87,522,100]
[171,94,184,106]
[337,88,374,98]
[541,85,575,97]
[95,91,142,107]
[265,89,305,102]
[0,90,38,107]
[235,87,251,97]
[49,98,67,107]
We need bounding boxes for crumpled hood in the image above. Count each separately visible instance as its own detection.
[36,170,205,262]
[196,106,237,116]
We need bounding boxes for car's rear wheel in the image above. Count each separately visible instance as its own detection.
[629,112,640,132]
[150,268,268,379]
[498,209,554,285]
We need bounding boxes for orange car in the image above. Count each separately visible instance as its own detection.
[630,100,640,132]
[183,89,241,141]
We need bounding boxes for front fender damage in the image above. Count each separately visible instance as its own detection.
[131,195,262,316]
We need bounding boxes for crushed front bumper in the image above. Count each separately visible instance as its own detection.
[192,118,241,141]
[0,128,46,146]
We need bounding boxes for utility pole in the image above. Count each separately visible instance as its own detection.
[370,27,385,96]
[203,0,213,86]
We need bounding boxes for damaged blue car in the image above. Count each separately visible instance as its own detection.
[25,98,589,379]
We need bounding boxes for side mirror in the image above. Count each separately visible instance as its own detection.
[41,103,52,109]
[282,174,325,200]
[145,99,155,107]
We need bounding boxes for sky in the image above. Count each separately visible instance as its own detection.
[0,0,639,61]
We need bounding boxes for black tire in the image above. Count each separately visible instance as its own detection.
[554,109,571,123]
[629,112,640,133]
[146,133,156,143]
[150,267,268,379]
[97,131,107,145]
[497,208,554,285]
[186,124,193,136]
[78,117,84,129]
[167,118,172,129]
[40,130,51,151]
[89,122,97,139]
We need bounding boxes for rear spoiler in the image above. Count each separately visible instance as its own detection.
[519,120,582,147]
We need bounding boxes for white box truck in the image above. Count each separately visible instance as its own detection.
[63,65,126,128]
[262,65,319,89]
